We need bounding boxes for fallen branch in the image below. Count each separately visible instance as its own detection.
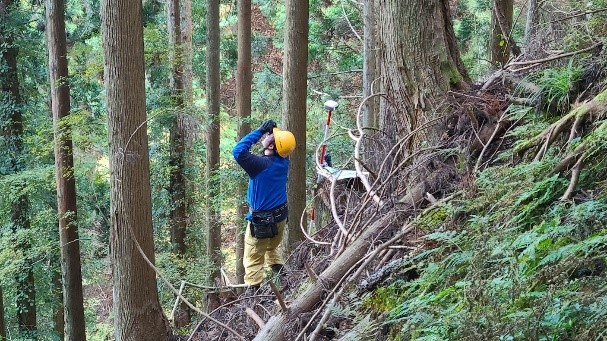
[506,43,601,68]
[305,262,319,283]
[295,222,416,341]
[506,95,534,106]
[246,308,266,329]
[547,8,607,24]
[187,294,277,340]
[269,281,288,312]
[171,281,187,324]
[474,110,509,173]
[308,286,346,341]
[252,211,405,341]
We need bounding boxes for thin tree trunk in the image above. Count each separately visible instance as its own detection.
[362,0,378,128]
[168,0,186,256]
[52,256,65,341]
[167,0,190,327]
[282,0,309,252]
[235,0,252,286]
[46,0,87,337]
[525,0,539,46]
[181,0,193,104]
[101,0,171,338]
[206,0,222,311]
[1,0,37,335]
[490,0,518,67]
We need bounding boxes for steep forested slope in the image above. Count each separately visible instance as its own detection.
[191,22,607,341]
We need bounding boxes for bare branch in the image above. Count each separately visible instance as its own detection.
[246,308,266,329]
[269,281,288,312]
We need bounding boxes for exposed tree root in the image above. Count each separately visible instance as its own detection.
[515,88,607,158]
[561,157,584,201]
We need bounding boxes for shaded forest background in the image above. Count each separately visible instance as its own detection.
[2,0,607,340]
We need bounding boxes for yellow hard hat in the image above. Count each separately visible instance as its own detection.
[273,127,296,157]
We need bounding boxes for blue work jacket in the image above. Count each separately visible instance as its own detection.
[232,129,289,219]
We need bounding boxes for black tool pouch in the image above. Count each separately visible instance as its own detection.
[251,211,278,239]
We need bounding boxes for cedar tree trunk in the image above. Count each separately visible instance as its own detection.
[100,0,171,338]
[46,0,87,337]
[235,0,252,286]
[206,0,222,311]
[282,0,309,252]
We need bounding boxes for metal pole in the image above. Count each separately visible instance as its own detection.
[319,100,338,167]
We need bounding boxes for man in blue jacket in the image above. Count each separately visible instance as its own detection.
[232,119,296,290]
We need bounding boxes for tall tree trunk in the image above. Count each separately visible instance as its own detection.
[0,287,5,340]
[1,0,37,335]
[100,0,171,338]
[206,0,222,311]
[167,0,186,257]
[181,0,193,104]
[490,0,518,67]
[282,0,309,252]
[362,0,378,129]
[46,0,87,337]
[52,255,65,341]
[377,0,468,144]
[235,0,252,286]
[167,0,190,327]
[524,0,542,58]
[16,252,36,336]
[376,0,467,205]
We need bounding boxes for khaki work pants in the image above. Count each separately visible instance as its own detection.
[243,219,285,285]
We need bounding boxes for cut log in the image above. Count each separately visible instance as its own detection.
[252,210,405,341]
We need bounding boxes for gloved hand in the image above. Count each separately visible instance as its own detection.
[324,153,332,167]
[258,119,277,134]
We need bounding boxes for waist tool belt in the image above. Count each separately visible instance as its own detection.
[250,203,288,239]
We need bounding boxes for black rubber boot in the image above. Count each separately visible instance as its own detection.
[271,264,284,275]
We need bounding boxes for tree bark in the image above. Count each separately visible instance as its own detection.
[181,0,193,104]
[52,255,65,341]
[100,0,171,338]
[525,0,539,51]
[235,0,252,286]
[1,0,37,335]
[490,0,518,67]
[362,0,378,129]
[374,0,467,202]
[45,0,87,337]
[377,0,468,144]
[282,0,309,252]
[167,0,190,327]
[168,0,187,257]
[206,0,222,311]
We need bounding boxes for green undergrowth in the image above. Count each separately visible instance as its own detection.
[360,130,607,340]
